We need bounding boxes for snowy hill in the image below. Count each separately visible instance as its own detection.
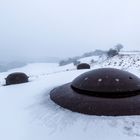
[0,53,140,140]
[98,54,140,70]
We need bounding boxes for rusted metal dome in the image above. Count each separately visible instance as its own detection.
[5,72,29,85]
[77,63,90,70]
[50,68,140,116]
[72,68,140,97]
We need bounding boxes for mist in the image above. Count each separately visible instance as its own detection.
[0,0,140,62]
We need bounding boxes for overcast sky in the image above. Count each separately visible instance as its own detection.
[0,0,140,61]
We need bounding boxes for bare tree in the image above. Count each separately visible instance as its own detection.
[114,44,124,52]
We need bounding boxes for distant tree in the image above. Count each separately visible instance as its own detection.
[93,49,107,56]
[73,60,80,66]
[114,44,124,52]
[90,59,94,64]
[82,50,106,57]
[59,60,67,66]
[107,49,118,57]
[83,52,94,57]
[59,57,80,66]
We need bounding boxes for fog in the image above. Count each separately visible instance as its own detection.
[0,0,140,61]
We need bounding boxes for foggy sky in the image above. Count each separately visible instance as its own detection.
[0,0,140,61]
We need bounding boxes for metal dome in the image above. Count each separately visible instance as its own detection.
[72,68,140,98]
[50,68,140,116]
[77,63,90,70]
[5,72,29,85]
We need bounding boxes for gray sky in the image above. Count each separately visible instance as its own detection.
[0,0,140,61]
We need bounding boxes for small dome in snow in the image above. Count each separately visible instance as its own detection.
[5,72,29,85]
[77,63,90,70]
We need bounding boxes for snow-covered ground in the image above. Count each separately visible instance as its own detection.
[0,54,140,140]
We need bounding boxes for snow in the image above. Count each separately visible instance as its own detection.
[120,51,140,55]
[79,56,100,63]
[0,54,140,140]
